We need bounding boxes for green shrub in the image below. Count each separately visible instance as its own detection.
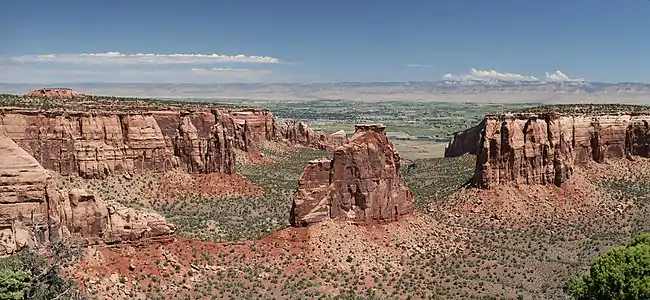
[569,233,650,300]
[0,242,87,300]
[0,269,31,300]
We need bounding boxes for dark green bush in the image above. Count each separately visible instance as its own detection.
[0,243,87,300]
[569,233,650,300]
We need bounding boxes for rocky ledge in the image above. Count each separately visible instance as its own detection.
[290,124,414,226]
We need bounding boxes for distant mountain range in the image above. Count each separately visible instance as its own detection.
[1,81,649,103]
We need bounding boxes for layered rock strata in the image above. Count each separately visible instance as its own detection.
[290,124,414,226]
[0,137,175,256]
[474,113,650,188]
[0,108,343,179]
[225,109,346,151]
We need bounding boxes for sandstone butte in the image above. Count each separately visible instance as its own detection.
[447,111,650,188]
[26,88,82,98]
[290,124,415,226]
[0,136,176,256]
[0,107,345,179]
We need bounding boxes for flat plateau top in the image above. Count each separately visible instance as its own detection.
[516,104,650,115]
[0,93,256,113]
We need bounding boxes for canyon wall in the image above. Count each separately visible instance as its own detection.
[0,137,175,256]
[0,108,343,179]
[444,119,484,157]
[225,109,346,151]
[291,124,414,226]
[474,113,650,188]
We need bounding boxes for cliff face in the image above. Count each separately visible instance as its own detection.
[0,137,175,256]
[0,110,235,178]
[0,108,342,179]
[291,124,414,226]
[474,113,650,188]
[444,120,484,157]
[0,136,53,255]
[225,109,346,151]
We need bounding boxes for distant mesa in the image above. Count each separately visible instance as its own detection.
[290,124,415,226]
[26,87,82,98]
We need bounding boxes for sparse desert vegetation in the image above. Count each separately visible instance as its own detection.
[0,93,245,111]
[518,103,650,115]
[2,99,649,299]
[48,148,650,299]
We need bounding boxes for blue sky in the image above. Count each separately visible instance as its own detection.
[2,0,650,83]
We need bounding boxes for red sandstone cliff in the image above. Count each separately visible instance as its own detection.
[0,107,343,179]
[474,113,650,188]
[225,109,346,151]
[0,137,175,256]
[444,120,484,157]
[290,124,414,226]
[0,109,235,178]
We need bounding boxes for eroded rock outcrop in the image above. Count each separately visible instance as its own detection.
[0,110,234,178]
[226,110,346,151]
[291,124,414,226]
[474,113,650,188]
[0,137,175,256]
[0,107,341,179]
[26,88,81,98]
[0,136,52,255]
[445,120,484,157]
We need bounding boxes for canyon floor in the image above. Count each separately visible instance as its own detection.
[51,147,649,300]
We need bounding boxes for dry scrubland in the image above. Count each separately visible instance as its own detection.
[2,96,650,299]
[47,146,649,299]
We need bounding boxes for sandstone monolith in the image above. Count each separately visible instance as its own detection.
[291,124,414,226]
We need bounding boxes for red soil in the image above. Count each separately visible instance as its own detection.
[159,171,264,198]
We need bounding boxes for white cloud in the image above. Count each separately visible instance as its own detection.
[11,52,282,65]
[190,67,269,73]
[404,63,432,68]
[442,73,460,80]
[470,68,539,81]
[442,68,539,81]
[443,68,589,83]
[545,70,585,82]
